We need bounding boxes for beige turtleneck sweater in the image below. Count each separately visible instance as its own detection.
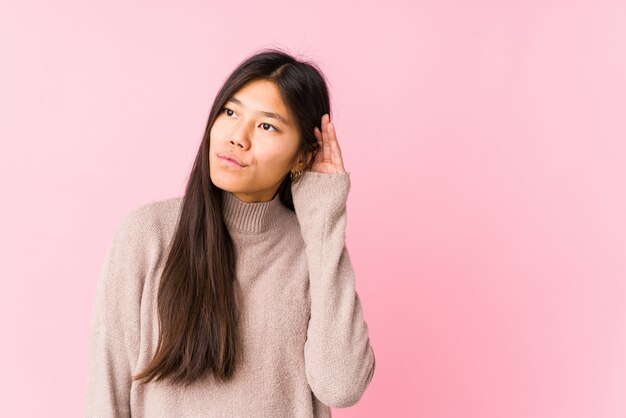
[84,171,376,417]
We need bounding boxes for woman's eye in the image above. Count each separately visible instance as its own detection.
[223,107,277,133]
[260,122,278,132]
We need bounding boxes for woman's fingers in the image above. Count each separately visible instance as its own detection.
[328,122,345,173]
[313,127,323,162]
[311,114,345,173]
[314,126,322,145]
[321,115,331,163]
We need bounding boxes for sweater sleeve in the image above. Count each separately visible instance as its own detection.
[291,171,376,408]
[84,209,146,418]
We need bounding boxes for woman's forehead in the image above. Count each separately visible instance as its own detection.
[230,80,292,125]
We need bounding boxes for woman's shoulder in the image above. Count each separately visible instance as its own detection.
[114,196,183,246]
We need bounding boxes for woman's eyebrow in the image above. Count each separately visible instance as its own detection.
[227,97,288,125]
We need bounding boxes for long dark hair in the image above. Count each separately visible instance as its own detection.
[131,47,331,386]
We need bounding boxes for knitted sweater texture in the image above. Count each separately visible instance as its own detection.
[84,171,376,417]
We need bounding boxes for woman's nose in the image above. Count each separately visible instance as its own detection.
[230,137,249,149]
[230,123,251,149]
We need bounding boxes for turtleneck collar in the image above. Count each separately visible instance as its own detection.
[222,191,290,233]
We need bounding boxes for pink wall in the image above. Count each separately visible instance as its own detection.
[1,1,625,417]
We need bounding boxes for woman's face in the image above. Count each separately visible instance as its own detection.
[209,79,305,203]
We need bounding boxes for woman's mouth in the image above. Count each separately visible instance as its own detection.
[218,155,246,168]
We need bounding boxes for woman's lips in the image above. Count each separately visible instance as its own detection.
[218,155,245,168]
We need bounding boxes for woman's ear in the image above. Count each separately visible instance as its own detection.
[294,150,313,171]
[304,147,318,169]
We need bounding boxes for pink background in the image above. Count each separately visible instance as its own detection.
[1,1,625,417]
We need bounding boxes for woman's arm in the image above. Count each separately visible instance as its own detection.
[292,170,376,408]
[84,209,145,417]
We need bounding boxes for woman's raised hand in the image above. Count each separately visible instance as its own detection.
[310,114,346,174]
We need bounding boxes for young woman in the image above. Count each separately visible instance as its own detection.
[84,48,376,417]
